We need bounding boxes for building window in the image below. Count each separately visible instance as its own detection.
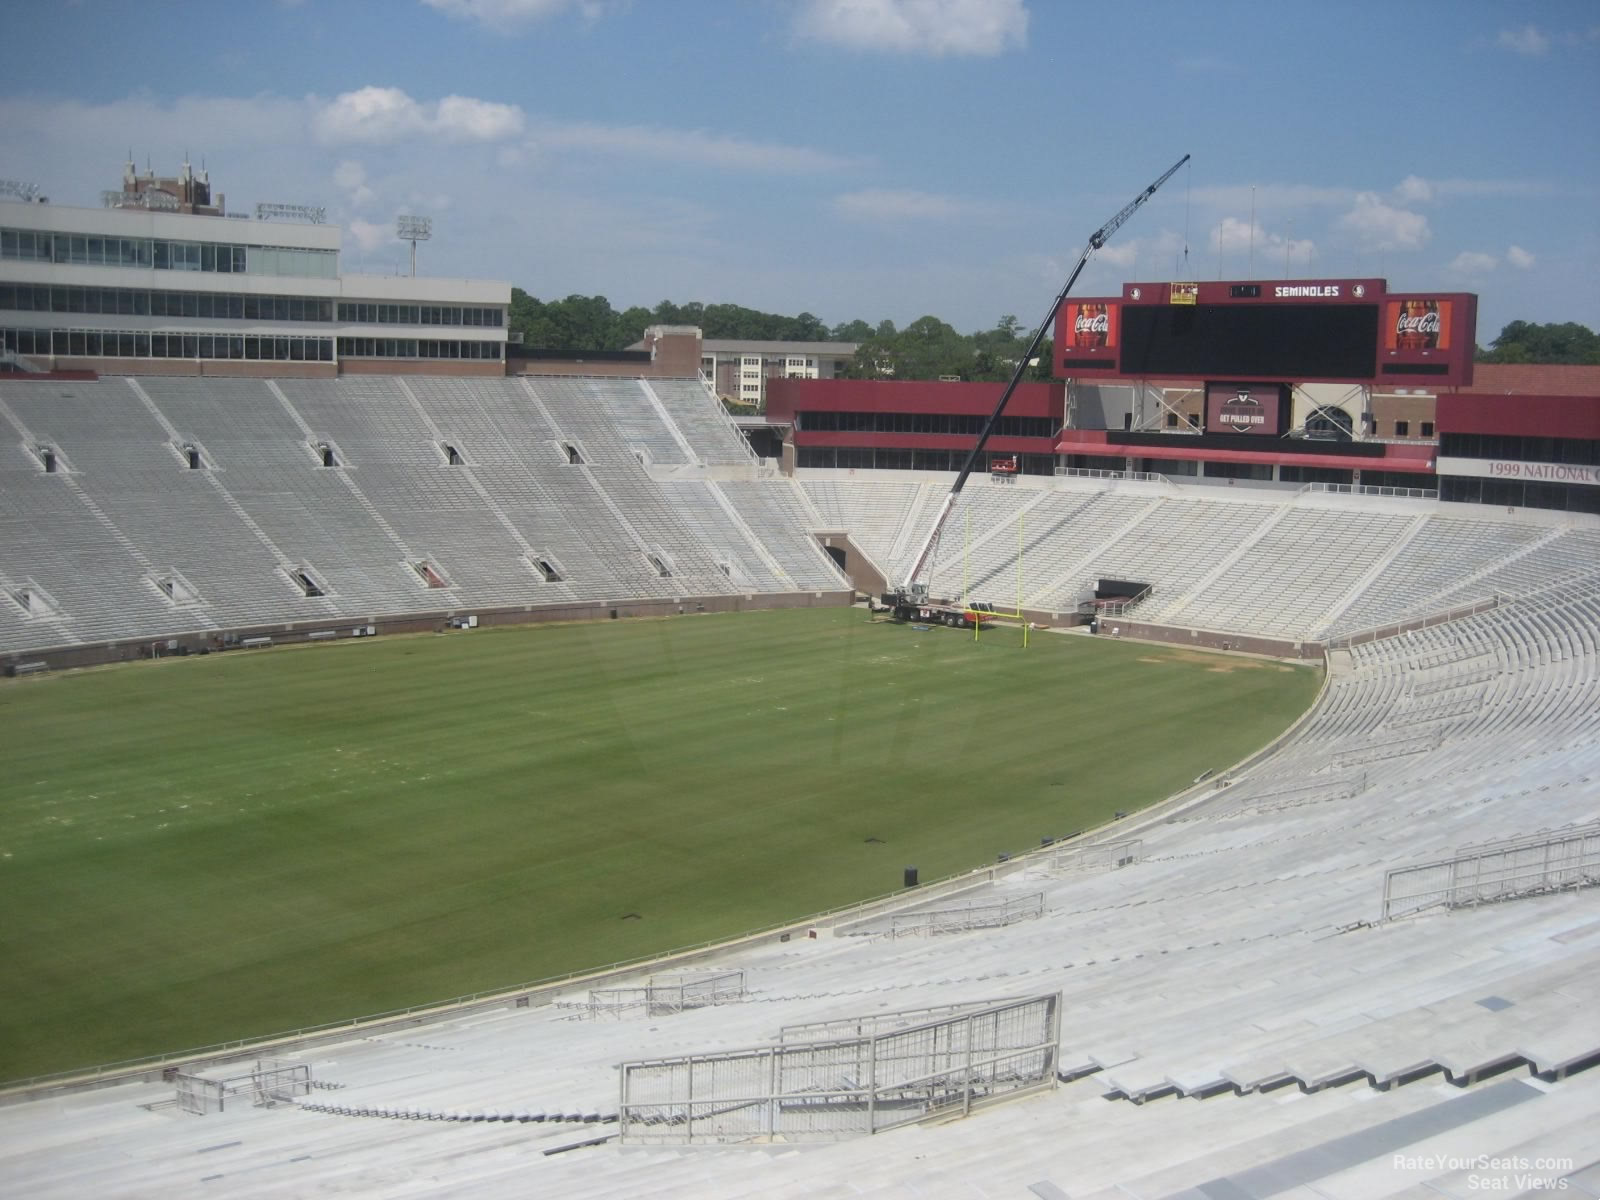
[1202,460,1273,481]
[336,302,502,326]
[1421,421,1434,438]
[1395,420,1409,436]
[2,226,336,278]
[5,325,333,361]
[337,337,502,360]
[1166,412,1179,428]
[0,284,333,323]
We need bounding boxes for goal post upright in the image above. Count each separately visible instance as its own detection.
[959,499,1032,646]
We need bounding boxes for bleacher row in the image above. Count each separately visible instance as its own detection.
[3,579,1598,1196]
[803,475,1600,639]
[0,376,846,653]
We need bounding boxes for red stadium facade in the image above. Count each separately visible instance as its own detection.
[767,276,1600,513]
[764,378,1064,475]
[1058,279,1477,388]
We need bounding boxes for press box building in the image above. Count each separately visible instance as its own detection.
[0,161,509,378]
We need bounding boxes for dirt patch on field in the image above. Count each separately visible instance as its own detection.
[1136,650,1266,674]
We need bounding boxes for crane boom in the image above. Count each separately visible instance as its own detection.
[894,154,1190,601]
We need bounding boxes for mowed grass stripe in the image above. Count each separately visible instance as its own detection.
[0,608,1320,1079]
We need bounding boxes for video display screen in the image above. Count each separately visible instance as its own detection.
[1118,303,1380,380]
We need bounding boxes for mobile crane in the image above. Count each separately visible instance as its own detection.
[879,154,1190,628]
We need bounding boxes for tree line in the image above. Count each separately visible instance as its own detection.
[507,290,1049,381]
[1476,321,1600,365]
[509,290,1597,375]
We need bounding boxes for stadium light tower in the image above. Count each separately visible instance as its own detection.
[396,214,431,277]
[1,179,42,203]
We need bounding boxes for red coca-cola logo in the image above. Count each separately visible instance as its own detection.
[1074,312,1110,334]
[1396,311,1441,336]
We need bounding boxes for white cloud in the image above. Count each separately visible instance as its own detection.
[332,160,366,191]
[526,120,858,173]
[1206,217,1316,270]
[312,87,524,145]
[1394,175,1433,204]
[1093,241,1139,268]
[346,218,392,253]
[331,159,377,208]
[433,94,525,141]
[420,0,599,33]
[1506,244,1536,269]
[1448,251,1499,274]
[1432,177,1553,198]
[1496,25,1550,55]
[1336,192,1430,252]
[793,0,1029,57]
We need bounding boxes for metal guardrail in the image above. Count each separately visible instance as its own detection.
[1382,821,1600,921]
[1052,466,1167,483]
[587,970,746,1019]
[1098,587,1153,618]
[1042,838,1143,873]
[617,992,1061,1143]
[1303,482,1439,500]
[1324,595,1503,649]
[887,892,1044,938]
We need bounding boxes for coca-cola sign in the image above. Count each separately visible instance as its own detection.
[1074,310,1109,336]
[1385,298,1453,352]
[1396,309,1441,337]
[1061,301,1118,352]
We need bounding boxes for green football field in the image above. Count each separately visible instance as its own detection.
[0,607,1321,1081]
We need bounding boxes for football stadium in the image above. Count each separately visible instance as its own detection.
[1,163,1598,1199]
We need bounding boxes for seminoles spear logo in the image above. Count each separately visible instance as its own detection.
[1219,387,1265,432]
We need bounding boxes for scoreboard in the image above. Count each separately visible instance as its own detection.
[1057,279,1476,387]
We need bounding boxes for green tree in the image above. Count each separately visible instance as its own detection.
[787,311,829,341]
[508,291,1067,372]
[1477,321,1600,364]
[612,305,654,349]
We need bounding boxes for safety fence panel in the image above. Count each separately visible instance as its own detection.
[588,970,746,1019]
[173,1059,311,1114]
[887,892,1044,938]
[1382,821,1600,921]
[618,992,1060,1143]
[1043,838,1143,873]
[778,997,1023,1043]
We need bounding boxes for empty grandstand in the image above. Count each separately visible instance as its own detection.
[4,171,1599,1195]
[0,372,848,666]
[803,470,1600,647]
[0,535,1596,1196]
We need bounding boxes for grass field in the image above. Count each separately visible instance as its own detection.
[0,608,1321,1080]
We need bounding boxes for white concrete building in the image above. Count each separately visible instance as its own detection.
[0,162,509,378]
[698,338,858,408]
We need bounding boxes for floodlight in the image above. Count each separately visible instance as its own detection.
[256,202,327,224]
[397,215,432,276]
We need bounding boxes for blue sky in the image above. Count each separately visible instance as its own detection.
[2,0,1596,345]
